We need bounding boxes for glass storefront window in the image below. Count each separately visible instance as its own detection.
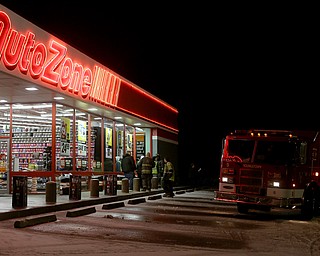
[126,125,134,153]
[0,103,10,192]
[75,109,88,171]
[115,121,124,165]
[135,127,146,160]
[0,103,10,136]
[104,118,114,172]
[56,104,73,172]
[1,100,159,194]
[91,116,102,172]
[11,103,53,172]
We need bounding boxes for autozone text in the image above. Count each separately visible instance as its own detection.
[0,10,120,106]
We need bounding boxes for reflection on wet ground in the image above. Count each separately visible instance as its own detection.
[13,189,320,254]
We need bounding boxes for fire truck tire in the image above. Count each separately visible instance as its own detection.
[258,205,271,212]
[237,203,249,214]
[301,181,320,220]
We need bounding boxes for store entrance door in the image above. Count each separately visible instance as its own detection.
[0,138,9,194]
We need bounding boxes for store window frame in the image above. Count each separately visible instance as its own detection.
[2,101,153,193]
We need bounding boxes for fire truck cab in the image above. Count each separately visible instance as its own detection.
[214,129,320,219]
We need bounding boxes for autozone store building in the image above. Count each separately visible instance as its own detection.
[0,5,178,194]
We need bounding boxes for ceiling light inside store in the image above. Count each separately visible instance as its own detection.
[13,119,52,125]
[114,116,122,119]
[10,104,53,110]
[134,123,142,126]
[25,87,38,91]
[88,108,98,111]
[5,113,51,120]
[1,120,52,127]
[41,113,85,117]
[0,100,8,103]
[3,122,52,128]
[54,97,65,100]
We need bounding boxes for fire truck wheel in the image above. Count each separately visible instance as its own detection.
[237,203,249,214]
[301,203,315,221]
[258,205,271,212]
[301,181,320,220]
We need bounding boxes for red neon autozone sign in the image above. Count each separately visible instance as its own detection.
[0,9,121,106]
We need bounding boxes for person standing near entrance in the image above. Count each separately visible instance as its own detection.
[188,161,198,189]
[162,156,175,197]
[121,151,136,190]
[153,153,164,186]
[140,152,155,192]
[136,155,144,189]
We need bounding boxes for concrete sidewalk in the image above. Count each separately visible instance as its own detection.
[0,187,173,221]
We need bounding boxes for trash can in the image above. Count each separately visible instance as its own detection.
[133,177,140,191]
[104,174,117,195]
[46,181,57,203]
[69,175,81,200]
[151,176,158,189]
[90,178,100,198]
[121,178,129,193]
[12,176,28,208]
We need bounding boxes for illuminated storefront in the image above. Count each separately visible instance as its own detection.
[0,5,178,194]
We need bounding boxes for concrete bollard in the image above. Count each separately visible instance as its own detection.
[46,181,57,204]
[90,179,99,198]
[31,177,37,193]
[159,177,163,188]
[122,178,129,193]
[56,179,60,195]
[133,177,140,192]
[151,176,158,189]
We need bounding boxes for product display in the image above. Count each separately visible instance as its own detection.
[0,128,52,171]
[0,102,148,194]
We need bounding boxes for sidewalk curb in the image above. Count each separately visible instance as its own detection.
[66,206,96,217]
[0,189,170,221]
[102,201,125,210]
[0,187,194,221]
[148,195,162,200]
[14,214,57,228]
[128,197,146,204]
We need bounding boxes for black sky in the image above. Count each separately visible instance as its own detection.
[0,1,317,179]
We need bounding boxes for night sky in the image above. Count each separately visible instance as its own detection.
[0,2,317,180]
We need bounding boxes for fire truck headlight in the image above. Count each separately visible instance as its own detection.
[273,181,280,187]
[222,177,234,183]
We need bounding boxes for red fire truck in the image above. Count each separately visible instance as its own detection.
[214,129,320,219]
